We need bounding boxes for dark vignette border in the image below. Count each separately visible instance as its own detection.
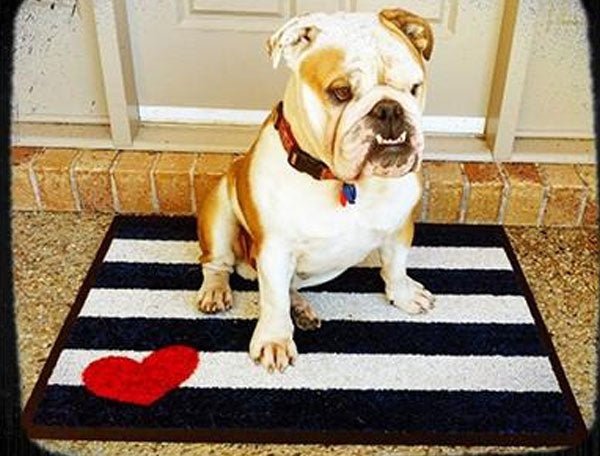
[3,0,599,453]
[20,218,588,448]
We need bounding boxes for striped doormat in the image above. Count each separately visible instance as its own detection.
[23,216,586,446]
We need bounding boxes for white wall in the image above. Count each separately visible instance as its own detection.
[12,0,108,124]
[517,0,594,138]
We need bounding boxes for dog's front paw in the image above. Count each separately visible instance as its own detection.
[197,280,232,314]
[251,339,298,373]
[250,324,297,373]
[388,277,435,314]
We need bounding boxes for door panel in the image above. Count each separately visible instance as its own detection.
[355,0,445,24]
[296,0,351,14]
[176,0,292,31]
[127,0,287,109]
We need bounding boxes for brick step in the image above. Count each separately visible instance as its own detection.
[11,147,597,226]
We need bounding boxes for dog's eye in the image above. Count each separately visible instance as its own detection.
[331,86,353,102]
[410,83,422,97]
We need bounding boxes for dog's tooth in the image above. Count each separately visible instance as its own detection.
[377,133,408,146]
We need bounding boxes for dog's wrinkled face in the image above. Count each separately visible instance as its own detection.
[268,9,433,181]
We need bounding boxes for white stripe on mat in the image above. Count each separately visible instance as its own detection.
[80,289,533,324]
[48,349,559,392]
[103,239,512,270]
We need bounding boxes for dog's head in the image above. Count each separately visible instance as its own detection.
[268,9,433,180]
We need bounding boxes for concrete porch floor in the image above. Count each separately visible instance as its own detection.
[12,211,598,456]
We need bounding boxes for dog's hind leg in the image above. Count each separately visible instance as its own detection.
[197,176,237,314]
[291,290,321,330]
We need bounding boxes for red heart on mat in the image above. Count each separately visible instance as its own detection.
[82,345,199,406]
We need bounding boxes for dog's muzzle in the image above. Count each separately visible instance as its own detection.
[362,99,422,177]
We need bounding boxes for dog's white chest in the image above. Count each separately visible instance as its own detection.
[287,174,420,286]
[249,137,421,287]
[294,220,382,278]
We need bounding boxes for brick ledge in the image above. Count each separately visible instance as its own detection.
[11,147,598,227]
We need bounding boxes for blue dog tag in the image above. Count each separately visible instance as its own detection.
[342,183,357,205]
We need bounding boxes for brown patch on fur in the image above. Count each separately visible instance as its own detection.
[198,110,277,268]
[410,170,425,220]
[223,161,247,266]
[415,169,424,196]
[294,48,347,164]
[397,216,415,246]
[399,172,422,246]
[232,148,263,264]
[197,177,225,264]
[299,47,347,103]
[379,9,434,61]
[229,110,280,267]
[235,226,256,270]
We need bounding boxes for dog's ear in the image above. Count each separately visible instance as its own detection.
[266,15,321,69]
[378,8,434,61]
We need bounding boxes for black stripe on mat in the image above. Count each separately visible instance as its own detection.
[93,263,522,295]
[112,216,506,247]
[113,216,197,241]
[33,386,574,435]
[63,318,546,355]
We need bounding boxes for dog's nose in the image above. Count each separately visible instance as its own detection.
[369,99,403,124]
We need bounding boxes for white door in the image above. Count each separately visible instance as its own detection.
[126,0,505,133]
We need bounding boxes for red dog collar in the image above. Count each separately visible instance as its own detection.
[273,101,356,206]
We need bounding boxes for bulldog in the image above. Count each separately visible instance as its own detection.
[196,8,435,372]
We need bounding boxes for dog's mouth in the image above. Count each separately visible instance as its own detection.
[370,130,411,163]
[333,102,424,180]
[359,127,422,177]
